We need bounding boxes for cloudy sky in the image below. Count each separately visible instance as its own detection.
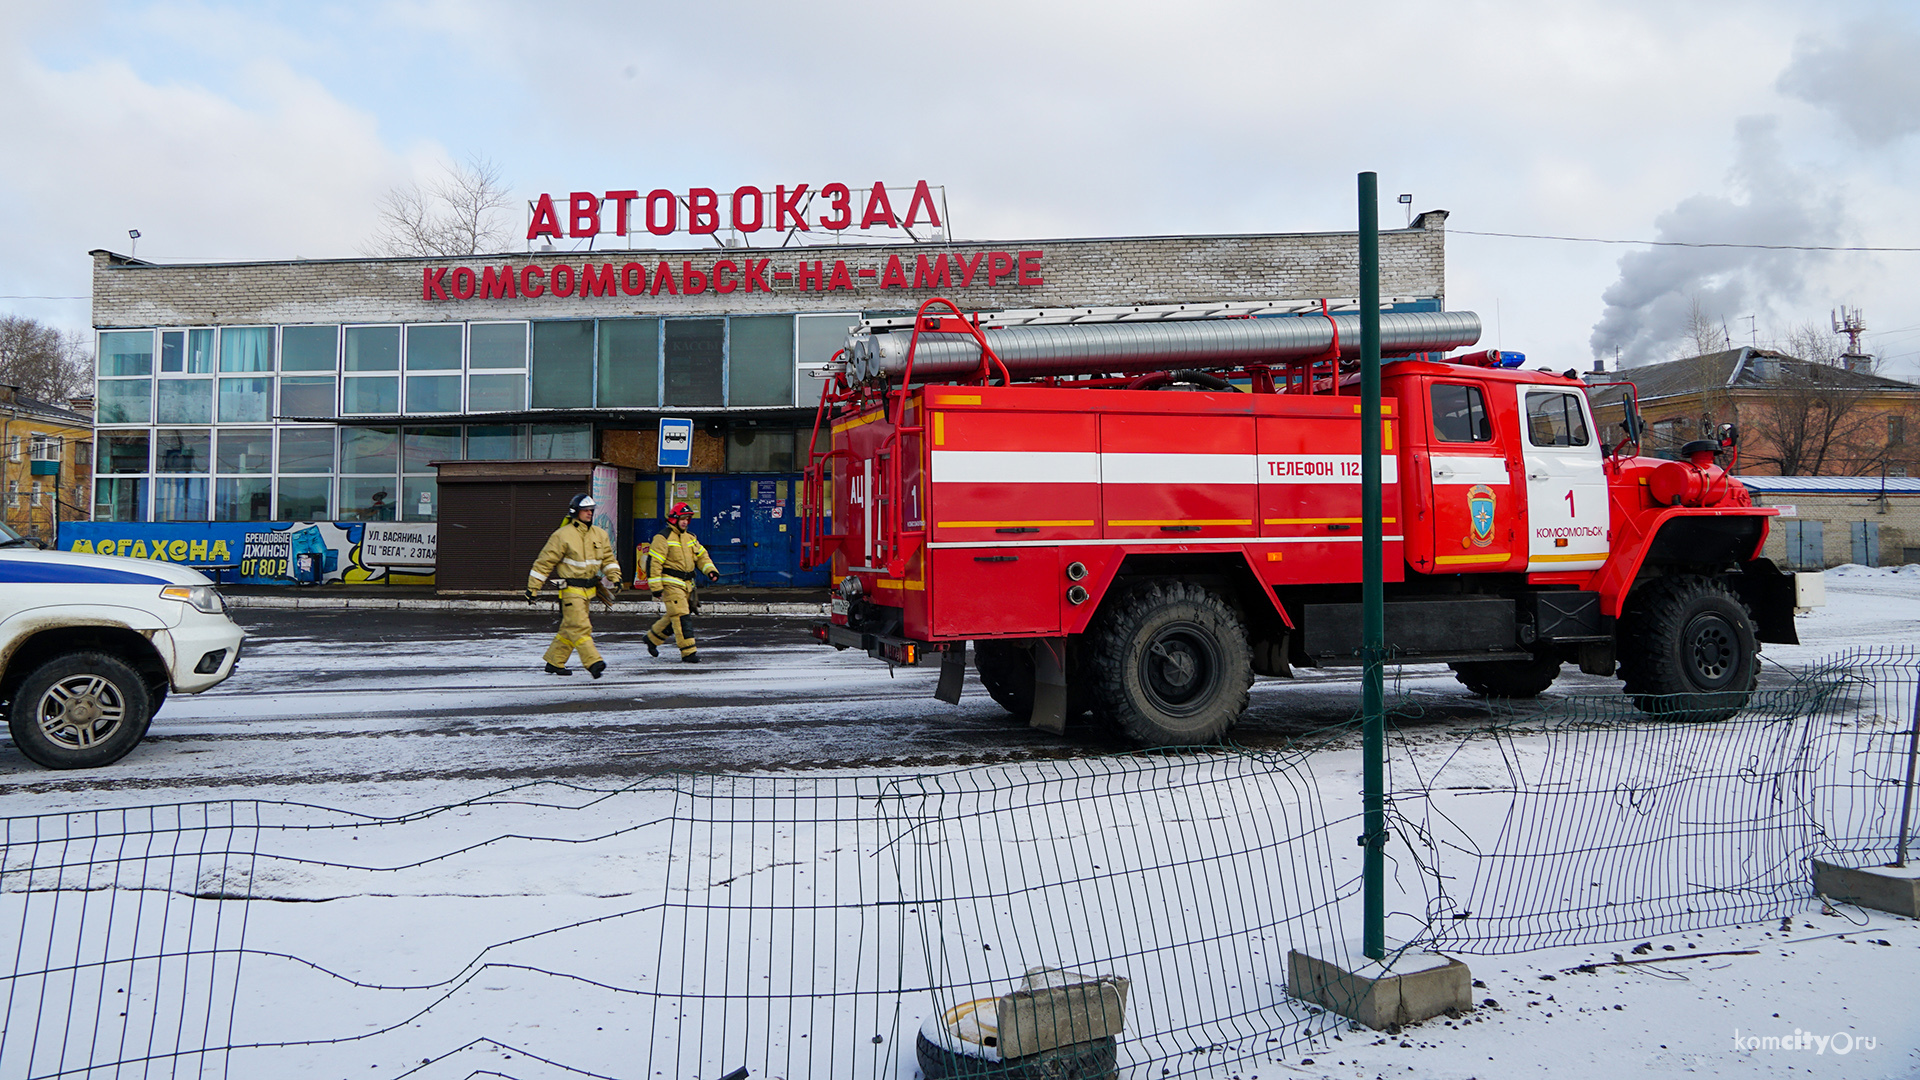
[4,0,1919,378]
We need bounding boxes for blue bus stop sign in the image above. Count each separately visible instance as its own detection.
[657,417,694,469]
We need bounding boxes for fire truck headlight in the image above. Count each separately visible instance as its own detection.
[1067,585,1090,605]
[1065,561,1088,582]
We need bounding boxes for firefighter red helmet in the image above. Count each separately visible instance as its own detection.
[668,502,693,521]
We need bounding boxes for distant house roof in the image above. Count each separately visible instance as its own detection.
[1589,348,1920,404]
[1737,475,1920,496]
[0,389,91,427]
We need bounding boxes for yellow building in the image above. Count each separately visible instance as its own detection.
[0,386,93,543]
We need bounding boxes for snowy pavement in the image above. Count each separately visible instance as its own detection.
[1,568,1917,1079]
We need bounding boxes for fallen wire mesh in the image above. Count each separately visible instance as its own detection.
[1,647,1914,1078]
[1409,679,1849,954]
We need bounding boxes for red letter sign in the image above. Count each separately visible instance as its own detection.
[776,185,810,231]
[860,182,898,229]
[605,190,639,236]
[818,184,851,230]
[687,188,719,235]
[527,195,562,241]
[731,187,764,232]
[569,192,600,238]
[903,180,942,228]
[645,189,677,235]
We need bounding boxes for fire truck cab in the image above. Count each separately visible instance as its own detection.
[804,303,1816,746]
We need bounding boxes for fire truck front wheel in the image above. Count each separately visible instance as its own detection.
[1088,581,1251,747]
[1449,655,1562,699]
[1617,576,1759,723]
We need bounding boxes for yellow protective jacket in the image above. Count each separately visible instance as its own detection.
[528,518,622,591]
[646,526,717,592]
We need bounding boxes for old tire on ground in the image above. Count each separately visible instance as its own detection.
[1449,655,1562,699]
[7,652,153,769]
[1086,581,1251,747]
[916,1029,1117,1079]
[1617,576,1759,722]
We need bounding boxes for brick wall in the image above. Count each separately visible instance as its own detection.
[91,214,1449,328]
[1750,493,1920,567]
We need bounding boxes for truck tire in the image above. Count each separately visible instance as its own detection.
[1450,655,1561,699]
[1617,576,1758,722]
[7,652,153,769]
[916,1029,1117,1079]
[1087,581,1251,746]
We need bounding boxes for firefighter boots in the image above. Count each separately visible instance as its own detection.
[683,654,700,664]
[588,660,606,679]
[544,663,572,676]
[647,640,659,657]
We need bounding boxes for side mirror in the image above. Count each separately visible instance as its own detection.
[1717,423,1738,449]
[1622,405,1644,440]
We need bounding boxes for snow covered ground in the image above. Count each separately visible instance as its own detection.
[2,569,1917,1079]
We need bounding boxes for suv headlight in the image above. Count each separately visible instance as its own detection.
[160,585,226,615]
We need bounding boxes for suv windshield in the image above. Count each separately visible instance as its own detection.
[0,522,26,546]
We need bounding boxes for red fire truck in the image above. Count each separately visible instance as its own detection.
[801,301,1818,745]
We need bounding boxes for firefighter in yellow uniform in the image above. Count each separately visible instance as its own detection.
[526,493,622,678]
[646,501,719,663]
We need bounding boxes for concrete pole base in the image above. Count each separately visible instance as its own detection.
[1288,945,1472,1032]
[1813,858,1920,918]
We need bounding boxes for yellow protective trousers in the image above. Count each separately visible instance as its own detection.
[543,585,603,668]
[647,583,696,658]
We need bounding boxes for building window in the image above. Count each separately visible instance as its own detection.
[404,324,463,415]
[102,433,150,474]
[277,476,330,520]
[216,478,273,521]
[729,316,795,408]
[30,482,41,508]
[468,322,529,412]
[96,379,152,425]
[403,426,459,522]
[344,326,401,416]
[530,424,591,459]
[277,427,335,474]
[280,377,337,419]
[727,426,797,472]
[94,478,148,522]
[531,321,594,409]
[155,429,211,473]
[664,319,725,407]
[281,326,339,371]
[157,378,213,424]
[216,428,273,473]
[465,425,524,460]
[28,435,58,460]
[1891,416,1907,446]
[98,331,153,376]
[153,478,209,522]
[338,478,396,521]
[596,319,659,408]
[218,377,273,423]
[219,327,274,372]
[797,313,860,369]
[160,328,215,374]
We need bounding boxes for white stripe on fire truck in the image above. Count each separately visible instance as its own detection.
[930,451,1401,485]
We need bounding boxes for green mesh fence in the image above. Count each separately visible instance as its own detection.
[1,647,1914,1078]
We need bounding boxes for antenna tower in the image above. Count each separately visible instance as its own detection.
[1832,306,1870,371]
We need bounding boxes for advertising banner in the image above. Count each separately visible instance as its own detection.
[590,466,619,556]
[58,522,436,586]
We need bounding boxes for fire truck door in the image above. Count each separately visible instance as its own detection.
[1517,386,1608,572]
[1422,380,1518,572]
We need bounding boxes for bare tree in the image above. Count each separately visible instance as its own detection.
[1780,321,1842,366]
[367,157,513,257]
[1740,358,1889,476]
[1681,296,1727,358]
[0,316,91,401]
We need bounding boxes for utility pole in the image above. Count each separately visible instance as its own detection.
[1359,172,1386,962]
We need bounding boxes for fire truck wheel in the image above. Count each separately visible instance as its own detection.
[1617,576,1759,722]
[1088,582,1251,746]
[973,641,1090,722]
[1449,655,1561,699]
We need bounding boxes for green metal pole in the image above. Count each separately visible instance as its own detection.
[1359,172,1386,962]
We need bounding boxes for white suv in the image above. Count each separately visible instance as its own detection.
[0,522,245,769]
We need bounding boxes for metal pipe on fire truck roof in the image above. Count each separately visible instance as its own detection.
[844,309,1483,382]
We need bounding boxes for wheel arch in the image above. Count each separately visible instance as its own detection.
[1596,510,1771,617]
[0,626,168,707]
[1078,550,1289,640]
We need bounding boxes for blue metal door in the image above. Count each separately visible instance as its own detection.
[701,477,751,582]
